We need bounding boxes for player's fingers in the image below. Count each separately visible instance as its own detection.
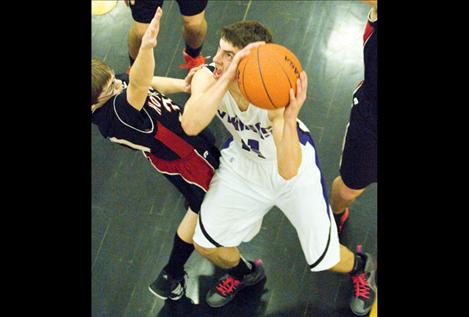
[189,64,206,75]
[289,88,297,105]
[301,71,307,88]
[245,41,266,51]
[297,78,302,93]
[298,72,307,100]
[151,7,163,25]
[234,50,250,64]
[236,41,265,60]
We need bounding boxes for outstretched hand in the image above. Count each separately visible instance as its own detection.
[225,41,266,81]
[141,7,163,50]
[284,71,308,122]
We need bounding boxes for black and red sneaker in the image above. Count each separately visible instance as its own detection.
[333,207,349,235]
[206,259,265,308]
[350,246,377,316]
[179,49,207,70]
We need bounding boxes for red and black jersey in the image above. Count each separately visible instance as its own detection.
[358,18,377,104]
[353,16,377,133]
[91,74,220,170]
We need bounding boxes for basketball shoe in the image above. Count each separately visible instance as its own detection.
[179,49,207,69]
[148,269,186,300]
[206,259,265,308]
[333,207,349,235]
[350,246,377,316]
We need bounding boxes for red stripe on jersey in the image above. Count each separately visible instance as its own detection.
[145,150,214,192]
[154,121,193,158]
[363,20,374,46]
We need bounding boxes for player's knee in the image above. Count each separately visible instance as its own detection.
[193,241,216,256]
[217,247,241,268]
[339,183,364,201]
[182,15,205,31]
[131,22,149,39]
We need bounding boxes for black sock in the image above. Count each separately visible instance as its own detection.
[350,253,367,275]
[229,256,253,279]
[129,54,135,66]
[185,44,203,58]
[333,212,342,222]
[333,209,346,225]
[164,233,194,280]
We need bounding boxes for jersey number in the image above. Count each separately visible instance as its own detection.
[241,139,266,159]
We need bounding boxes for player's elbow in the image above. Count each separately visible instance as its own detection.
[278,166,299,180]
[277,154,301,180]
[181,116,201,136]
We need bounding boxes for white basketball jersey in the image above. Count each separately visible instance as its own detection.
[217,90,277,161]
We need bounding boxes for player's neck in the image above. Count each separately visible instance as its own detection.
[228,82,250,111]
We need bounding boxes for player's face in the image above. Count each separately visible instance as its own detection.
[212,38,240,79]
[97,72,123,101]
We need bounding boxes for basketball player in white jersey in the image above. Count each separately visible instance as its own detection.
[179,21,377,315]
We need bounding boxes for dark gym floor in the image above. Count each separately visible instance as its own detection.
[91,1,377,316]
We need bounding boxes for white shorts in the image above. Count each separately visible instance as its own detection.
[193,131,340,272]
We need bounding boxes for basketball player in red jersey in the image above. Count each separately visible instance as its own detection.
[179,20,377,315]
[331,1,378,238]
[92,8,220,302]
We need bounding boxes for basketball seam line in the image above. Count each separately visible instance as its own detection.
[274,52,294,94]
[241,56,250,103]
[256,46,277,109]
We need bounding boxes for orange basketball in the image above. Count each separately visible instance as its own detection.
[237,43,303,110]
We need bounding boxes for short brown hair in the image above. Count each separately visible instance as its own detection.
[219,20,273,49]
[91,58,113,105]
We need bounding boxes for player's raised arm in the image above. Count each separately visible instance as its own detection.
[181,41,265,136]
[269,71,308,180]
[127,7,162,111]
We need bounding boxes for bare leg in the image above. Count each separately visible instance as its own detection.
[330,176,365,214]
[181,11,207,50]
[193,242,241,270]
[176,207,198,244]
[329,244,355,273]
[128,21,149,62]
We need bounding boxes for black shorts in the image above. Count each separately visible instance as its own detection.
[130,0,208,23]
[339,99,377,190]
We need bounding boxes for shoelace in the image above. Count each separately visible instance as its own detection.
[352,272,371,299]
[216,275,241,297]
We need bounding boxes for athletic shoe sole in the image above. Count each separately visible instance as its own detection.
[148,284,184,301]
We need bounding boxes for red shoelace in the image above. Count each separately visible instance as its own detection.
[352,272,371,299]
[216,276,241,297]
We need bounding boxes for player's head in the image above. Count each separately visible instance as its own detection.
[220,20,272,50]
[212,21,272,79]
[361,0,377,9]
[91,58,123,110]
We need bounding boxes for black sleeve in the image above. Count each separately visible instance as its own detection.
[113,91,154,132]
[116,73,130,84]
[205,63,215,73]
